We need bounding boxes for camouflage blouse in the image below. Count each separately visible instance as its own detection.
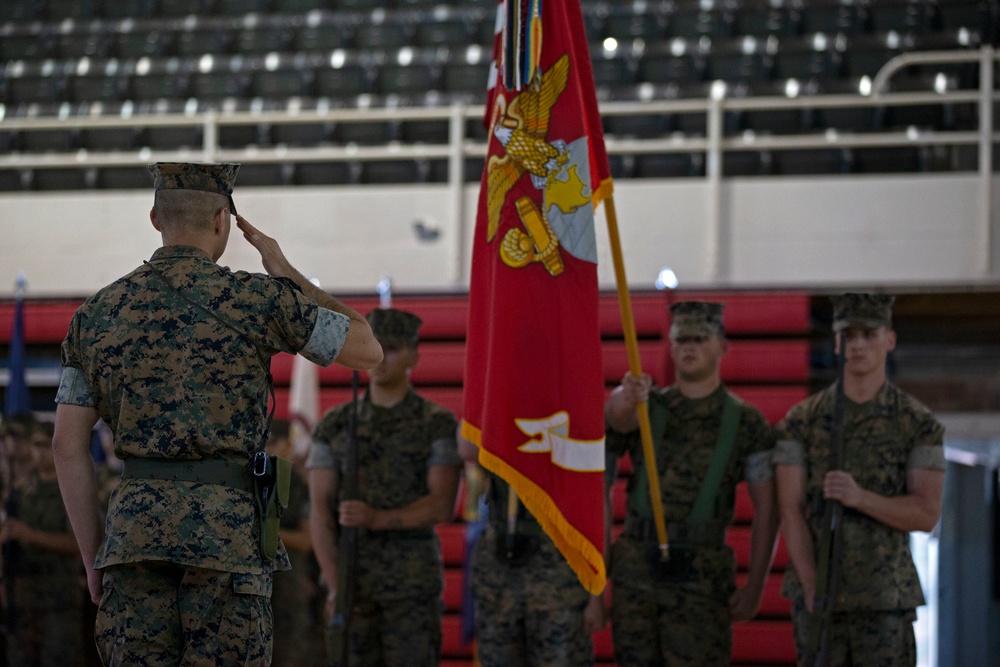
[606,385,775,599]
[308,390,460,601]
[58,245,347,574]
[774,381,945,611]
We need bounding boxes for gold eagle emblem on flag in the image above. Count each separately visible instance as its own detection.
[486,54,571,277]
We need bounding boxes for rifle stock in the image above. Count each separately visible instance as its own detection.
[805,331,847,667]
[328,371,360,667]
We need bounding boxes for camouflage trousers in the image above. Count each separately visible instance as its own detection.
[790,598,917,667]
[325,595,443,667]
[470,526,593,667]
[96,561,272,667]
[610,583,731,667]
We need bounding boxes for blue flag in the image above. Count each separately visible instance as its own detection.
[4,273,30,417]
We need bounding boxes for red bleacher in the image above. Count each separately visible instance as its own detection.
[1,290,810,666]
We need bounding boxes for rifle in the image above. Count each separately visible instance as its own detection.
[328,371,360,667]
[805,331,847,667]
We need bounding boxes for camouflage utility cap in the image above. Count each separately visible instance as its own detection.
[149,162,241,215]
[831,293,894,332]
[366,308,422,348]
[669,301,725,339]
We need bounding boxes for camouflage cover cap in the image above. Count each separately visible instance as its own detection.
[148,162,241,215]
[366,308,422,348]
[669,301,725,339]
[831,293,895,332]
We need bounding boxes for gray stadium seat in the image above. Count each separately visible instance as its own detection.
[116,31,175,59]
[360,159,421,184]
[129,72,189,102]
[70,75,126,103]
[634,153,700,178]
[237,27,294,55]
[33,167,94,190]
[333,121,394,145]
[157,0,210,18]
[97,166,153,189]
[354,23,409,51]
[294,161,356,185]
[414,20,474,48]
[270,122,333,146]
[1,34,53,61]
[102,0,154,20]
[295,25,353,52]
[314,65,371,98]
[177,29,235,57]
[401,120,449,144]
[251,69,310,98]
[190,71,250,101]
[57,31,111,59]
[234,163,293,186]
[376,64,437,96]
[81,128,139,151]
[215,0,270,15]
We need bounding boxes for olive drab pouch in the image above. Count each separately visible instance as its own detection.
[253,452,292,560]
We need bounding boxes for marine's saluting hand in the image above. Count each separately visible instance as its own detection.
[237,216,291,279]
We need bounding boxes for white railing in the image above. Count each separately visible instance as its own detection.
[2,46,998,276]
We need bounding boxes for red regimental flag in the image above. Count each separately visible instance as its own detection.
[463,0,612,594]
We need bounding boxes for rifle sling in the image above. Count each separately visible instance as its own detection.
[632,390,742,530]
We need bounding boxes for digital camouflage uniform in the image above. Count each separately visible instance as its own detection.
[56,161,350,667]
[308,389,460,667]
[4,478,84,667]
[774,382,945,667]
[470,474,593,667]
[607,384,775,667]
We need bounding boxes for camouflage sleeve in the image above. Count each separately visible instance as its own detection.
[299,308,350,366]
[772,439,806,467]
[261,276,321,355]
[908,445,945,471]
[745,449,774,483]
[56,310,96,406]
[427,406,461,468]
[306,406,347,470]
[54,367,95,406]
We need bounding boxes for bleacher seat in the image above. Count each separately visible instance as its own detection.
[273,0,330,11]
[57,31,111,60]
[591,57,636,89]
[251,68,312,98]
[215,0,271,15]
[796,3,863,34]
[733,5,794,37]
[271,122,333,146]
[190,71,250,101]
[33,167,93,190]
[633,153,701,179]
[603,11,666,42]
[354,23,409,51]
[295,24,354,52]
[81,128,139,151]
[294,161,357,186]
[69,74,127,104]
[414,20,473,48]
[0,33,52,61]
[377,64,437,96]
[236,162,293,186]
[333,120,394,145]
[314,65,372,99]
[157,0,209,18]
[128,72,189,102]
[401,120,450,144]
[868,1,934,33]
[141,125,204,150]
[851,146,924,173]
[670,8,735,40]
[177,29,236,58]
[0,170,29,191]
[237,27,295,55]
[604,113,671,139]
[101,0,154,20]
[97,166,154,189]
[441,62,490,98]
[21,129,77,153]
[0,0,40,23]
[115,31,175,59]
[6,75,65,106]
[219,124,264,148]
[772,149,849,176]
[360,159,422,184]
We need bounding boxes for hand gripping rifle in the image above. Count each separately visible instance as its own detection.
[805,331,847,667]
[329,371,360,667]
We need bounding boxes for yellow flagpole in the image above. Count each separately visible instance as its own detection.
[604,193,670,561]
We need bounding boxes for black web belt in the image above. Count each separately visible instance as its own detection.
[121,458,254,494]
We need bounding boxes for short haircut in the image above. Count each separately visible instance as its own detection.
[153,188,229,233]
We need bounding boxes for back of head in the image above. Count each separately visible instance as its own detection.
[148,162,240,234]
